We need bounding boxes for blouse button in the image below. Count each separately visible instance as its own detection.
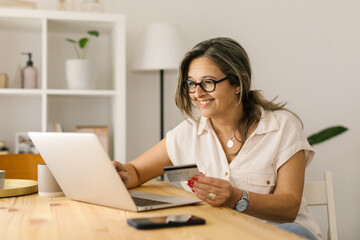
[225,172,228,176]
[266,180,271,185]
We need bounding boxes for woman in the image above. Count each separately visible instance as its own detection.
[114,37,322,240]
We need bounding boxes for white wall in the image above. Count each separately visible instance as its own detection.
[34,1,360,239]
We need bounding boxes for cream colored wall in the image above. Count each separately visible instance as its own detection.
[33,1,360,239]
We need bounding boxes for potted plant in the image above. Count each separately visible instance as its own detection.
[65,30,99,89]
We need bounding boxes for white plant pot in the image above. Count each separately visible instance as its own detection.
[65,59,95,89]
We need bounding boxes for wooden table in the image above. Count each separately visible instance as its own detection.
[0,181,304,240]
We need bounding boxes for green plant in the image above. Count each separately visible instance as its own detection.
[66,30,99,59]
[307,126,348,146]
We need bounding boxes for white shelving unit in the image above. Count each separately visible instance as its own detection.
[0,8,126,162]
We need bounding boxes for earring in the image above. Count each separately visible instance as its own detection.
[235,92,240,94]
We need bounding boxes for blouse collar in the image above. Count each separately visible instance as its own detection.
[196,107,280,136]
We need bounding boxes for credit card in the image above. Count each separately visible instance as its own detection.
[163,164,200,192]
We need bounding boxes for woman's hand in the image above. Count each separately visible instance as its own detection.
[188,175,240,208]
[112,161,130,187]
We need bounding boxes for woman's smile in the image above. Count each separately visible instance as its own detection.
[198,99,215,107]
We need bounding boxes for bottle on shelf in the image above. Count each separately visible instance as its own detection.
[21,52,38,89]
[0,73,8,88]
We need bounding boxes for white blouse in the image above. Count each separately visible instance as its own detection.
[166,109,323,239]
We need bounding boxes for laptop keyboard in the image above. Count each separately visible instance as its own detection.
[132,196,170,206]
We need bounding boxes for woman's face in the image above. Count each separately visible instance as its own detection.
[187,57,241,119]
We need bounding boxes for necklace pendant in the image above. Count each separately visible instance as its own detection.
[227,139,234,148]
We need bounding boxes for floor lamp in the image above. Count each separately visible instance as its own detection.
[133,23,186,140]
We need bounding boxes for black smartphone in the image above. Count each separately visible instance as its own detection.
[127,214,206,229]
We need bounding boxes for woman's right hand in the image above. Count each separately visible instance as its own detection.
[112,161,130,187]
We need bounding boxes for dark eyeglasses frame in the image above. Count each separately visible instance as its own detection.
[184,76,229,93]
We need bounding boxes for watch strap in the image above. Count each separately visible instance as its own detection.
[241,189,249,201]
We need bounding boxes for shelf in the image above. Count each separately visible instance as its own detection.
[0,89,116,97]
[0,9,126,162]
[0,8,125,22]
[46,89,116,96]
[0,89,42,96]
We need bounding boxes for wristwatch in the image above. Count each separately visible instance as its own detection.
[235,189,249,212]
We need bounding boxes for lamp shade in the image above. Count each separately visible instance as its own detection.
[133,23,187,71]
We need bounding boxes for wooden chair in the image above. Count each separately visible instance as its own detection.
[304,171,338,240]
[0,154,45,180]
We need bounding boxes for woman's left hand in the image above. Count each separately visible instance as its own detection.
[188,175,239,208]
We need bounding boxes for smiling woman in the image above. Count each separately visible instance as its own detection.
[113,37,322,240]
[175,38,299,148]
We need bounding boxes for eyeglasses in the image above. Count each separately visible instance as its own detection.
[184,76,229,93]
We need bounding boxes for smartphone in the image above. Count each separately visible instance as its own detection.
[127,214,206,229]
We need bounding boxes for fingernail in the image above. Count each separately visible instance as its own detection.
[187,183,193,187]
[200,172,205,176]
[192,189,195,193]
[191,177,198,181]
[188,180,194,184]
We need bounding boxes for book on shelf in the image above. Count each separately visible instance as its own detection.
[75,126,109,153]
[0,0,37,9]
[48,122,64,132]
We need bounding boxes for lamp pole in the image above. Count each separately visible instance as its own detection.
[160,69,164,140]
[160,69,165,180]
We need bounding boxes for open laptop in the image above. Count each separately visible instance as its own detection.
[28,132,201,212]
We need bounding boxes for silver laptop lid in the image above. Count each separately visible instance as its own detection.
[28,132,138,211]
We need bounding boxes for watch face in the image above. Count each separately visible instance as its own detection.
[236,200,248,212]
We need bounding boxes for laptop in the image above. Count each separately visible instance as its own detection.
[28,132,201,212]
